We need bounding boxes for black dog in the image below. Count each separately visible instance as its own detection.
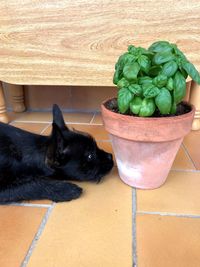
[0,105,113,203]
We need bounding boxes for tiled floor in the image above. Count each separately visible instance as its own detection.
[1,111,200,267]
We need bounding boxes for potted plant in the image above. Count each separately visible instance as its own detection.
[101,41,200,189]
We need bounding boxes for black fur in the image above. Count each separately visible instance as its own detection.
[0,105,113,203]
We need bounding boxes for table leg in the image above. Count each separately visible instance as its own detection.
[8,84,26,112]
[0,82,9,123]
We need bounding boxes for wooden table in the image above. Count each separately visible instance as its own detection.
[0,0,200,129]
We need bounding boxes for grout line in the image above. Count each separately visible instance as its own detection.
[182,143,197,169]
[12,120,103,126]
[5,202,52,208]
[11,120,51,124]
[132,189,137,267]
[21,203,56,267]
[40,123,52,135]
[171,169,200,173]
[137,211,200,218]
[89,112,96,124]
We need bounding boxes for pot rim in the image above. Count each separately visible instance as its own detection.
[101,97,195,142]
[101,97,195,122]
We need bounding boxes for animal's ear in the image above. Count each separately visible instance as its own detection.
[46,123,69,167]
[52,104,69,131]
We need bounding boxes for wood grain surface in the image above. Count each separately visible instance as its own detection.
[0,0,199,86]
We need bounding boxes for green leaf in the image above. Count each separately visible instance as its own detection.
[173,71,186,104]
[179,66,188,79]
[117,77,129,89]
[137,47,154,57]
[139,98,156,117]
[128,84,143,96]
[182,61,200,84]
[170,92,177,114]
[143,85,160,98]
[123,62,140,81]
[128,45,137,54]
[170,101,177,114]
[130,96,143,115]
[155,88,172,114]
[173,45,187,60]
[148,41,173,53]
[113,66,122,85]
[148,66,162,77]
[138,76,153,85]
[138,55,151,73]
[153,51,175,65]
[115,52,136,70]
[166,77,174,91]
[153,74,168,88]
[117,88,133,113]
[161,60,178,77]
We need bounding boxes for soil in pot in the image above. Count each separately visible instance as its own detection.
[105,98,192,118]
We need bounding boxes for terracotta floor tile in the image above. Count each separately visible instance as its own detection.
[11,112,51,122]
[63,113,94,123]
[68,124,110,140]
[25,200,52,205]
[136,214,200,267]
[172,145,195,170]
[184,131,200,170]
[10,122,49,134]
[137,170,200,215]
[14,111,93,123]
[27,168,132,267]
[7,111,23,122]
[0,205,47,267]
[92,113,103,124]
[43,124,110,140]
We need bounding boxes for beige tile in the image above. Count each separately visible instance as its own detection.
[137,214,200,267]
[92,113,103,124]
[44,124,110,140]
[137,170,200,215]
[184,131,200,170]
[172,146,195,170]
[10,122,49,134]
[0,206,47,267]
[27,168,132,267]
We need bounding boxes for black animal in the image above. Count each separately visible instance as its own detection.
[0,105,113,203]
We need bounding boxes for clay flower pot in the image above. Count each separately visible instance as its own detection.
[101,98,195,189]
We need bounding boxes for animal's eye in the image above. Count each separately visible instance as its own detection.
[87,154,92,160]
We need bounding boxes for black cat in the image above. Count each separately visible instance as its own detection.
[0,105,113,203]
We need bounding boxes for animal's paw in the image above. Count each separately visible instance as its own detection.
[51,182,83,202]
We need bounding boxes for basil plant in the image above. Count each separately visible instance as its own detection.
[113,41,200,117]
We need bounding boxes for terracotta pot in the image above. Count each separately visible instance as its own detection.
[101,98,195,189]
